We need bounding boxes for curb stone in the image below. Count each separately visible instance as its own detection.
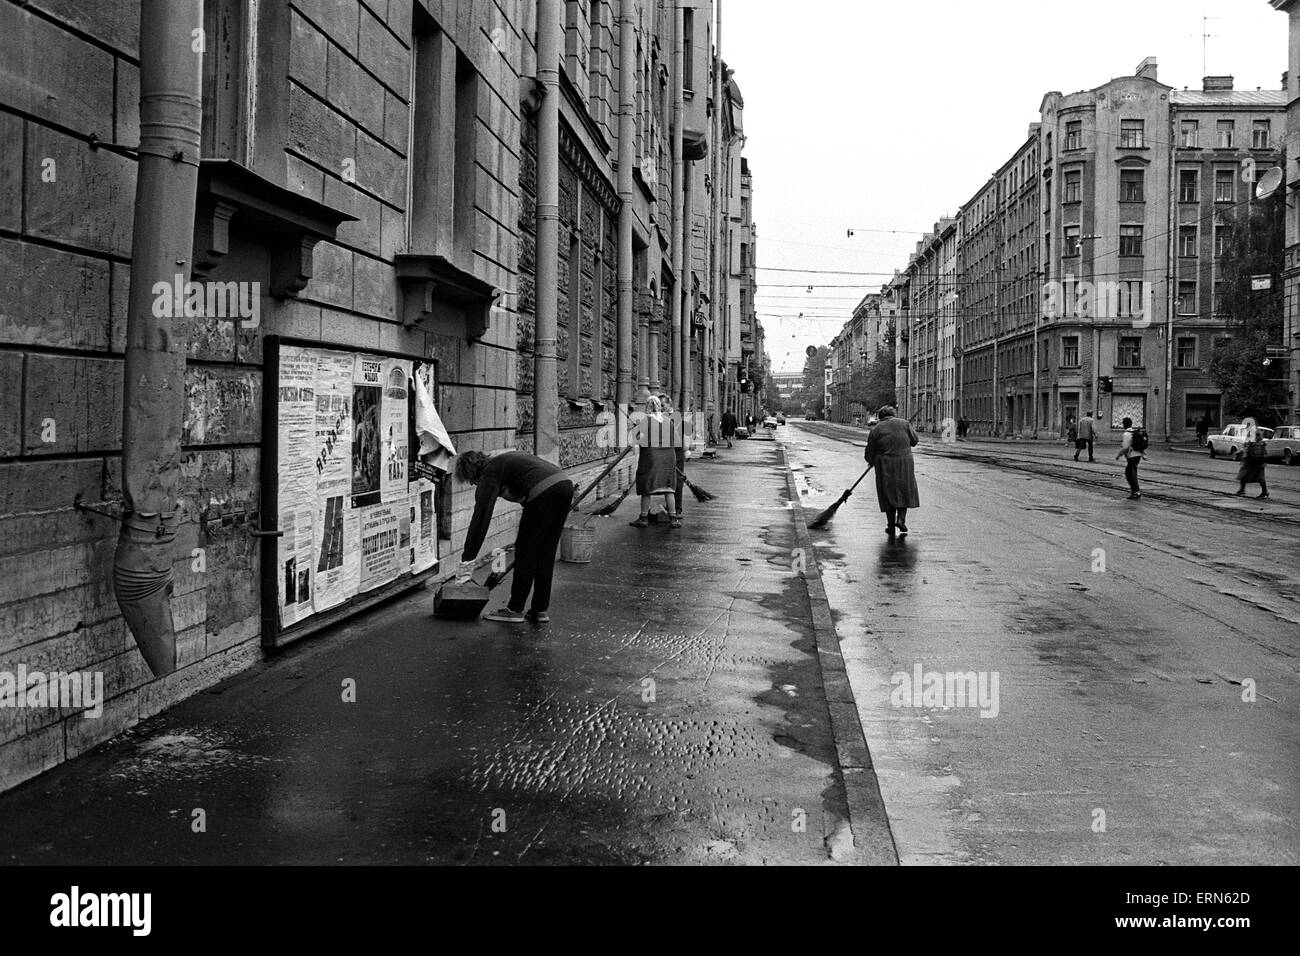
[782,445,899,866]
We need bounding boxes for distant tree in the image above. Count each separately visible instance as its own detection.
[1210,189,1288,426]
[847,324,897,413]
[789,345,828,412]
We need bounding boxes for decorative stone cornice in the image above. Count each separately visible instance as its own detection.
[192,159,356,297]
[560,117,621,213]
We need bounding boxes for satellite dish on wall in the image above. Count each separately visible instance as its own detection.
[1256,166,1284,200]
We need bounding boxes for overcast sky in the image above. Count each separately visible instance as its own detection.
[723,0,1289,372]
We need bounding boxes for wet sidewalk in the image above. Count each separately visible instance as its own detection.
[0,438,889,865]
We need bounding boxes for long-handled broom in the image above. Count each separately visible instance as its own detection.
[593,483,634,517]
[676,468,716,502]
[807,465,872,530]
[571,446,632,513]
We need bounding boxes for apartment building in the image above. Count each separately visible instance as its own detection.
[887,57,1284,440]
[1041,59,1283,438]
[1272,1,1300,421]
[897,217,957,429]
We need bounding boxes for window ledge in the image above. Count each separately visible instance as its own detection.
[394,254,501,338]
[193,159,357,297]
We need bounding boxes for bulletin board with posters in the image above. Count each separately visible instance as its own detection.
[261,338,443,647]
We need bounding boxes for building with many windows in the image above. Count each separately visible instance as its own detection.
[1041,60,1283,438]
[1272,1,1300,421]
[871,57,1285,440]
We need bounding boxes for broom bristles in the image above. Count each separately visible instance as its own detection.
[685,477,716,502]
[593,484,633,517]
[807,493,848,530]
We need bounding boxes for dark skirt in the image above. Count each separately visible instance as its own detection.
[873,455,921,511]
[636,446,678,495]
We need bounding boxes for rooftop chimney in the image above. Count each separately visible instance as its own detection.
[1203,75,1235,92]
[1135,57,1158,80]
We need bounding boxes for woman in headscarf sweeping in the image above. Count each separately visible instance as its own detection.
[863,405,920,535]
[629,394,682,529]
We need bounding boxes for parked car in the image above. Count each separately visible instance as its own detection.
[1266,424,1300,465]
[777,413,786,425]
[760,416,779,439]
[1207,423,1274,460]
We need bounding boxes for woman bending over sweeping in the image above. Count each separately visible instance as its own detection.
[863,405,921,535]
[455,450,574,624]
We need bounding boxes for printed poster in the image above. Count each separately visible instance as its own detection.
[410,478,438,574]
[277,346,317,495]
[381,359,412,503]
[313,495,359,613]
[276,345,318,627]
[352,356,384,508]
[314,353,354,498]
[278,507,315,627]
[359,502,408,593]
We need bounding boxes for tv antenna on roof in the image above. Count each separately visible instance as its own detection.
[1198,15,1220,78]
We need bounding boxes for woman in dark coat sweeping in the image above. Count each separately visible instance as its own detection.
[864,405,920,535]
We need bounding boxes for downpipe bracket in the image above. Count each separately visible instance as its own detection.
[75,496,176,537]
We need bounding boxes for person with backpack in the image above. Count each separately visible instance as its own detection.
[1234,417,1270,499]
[1115,416,1147,499]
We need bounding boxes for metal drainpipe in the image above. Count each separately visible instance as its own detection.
[668,2,684,408]
[115,0,203,677]
[680,152,692,418]
[616,1,636,408]
[534,0,562,462]
[709,0,722,428]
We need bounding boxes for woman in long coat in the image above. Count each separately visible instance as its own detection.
[1234,417,1270,499]
[864,405,920,535]
[630,394,682,528]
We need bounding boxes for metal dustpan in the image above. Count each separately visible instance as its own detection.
[432,579,493,619]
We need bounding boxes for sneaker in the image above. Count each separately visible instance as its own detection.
[628,516,649,528]
[526,609,550,624]
[483,607,526,623]
[1127,493,1142,500]
[1257,493,1270,499]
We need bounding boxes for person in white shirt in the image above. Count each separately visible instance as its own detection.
[1115,417,1143,499]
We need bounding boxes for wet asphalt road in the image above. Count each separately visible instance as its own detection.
[786,421,1300,865]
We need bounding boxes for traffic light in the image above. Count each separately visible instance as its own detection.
[1098,376,1113,393]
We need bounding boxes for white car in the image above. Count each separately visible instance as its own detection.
[1207,423,1274,460]
[1266,424,1300,465]
[759,416,779,439]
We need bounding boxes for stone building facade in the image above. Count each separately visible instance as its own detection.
[0,0,751,792]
